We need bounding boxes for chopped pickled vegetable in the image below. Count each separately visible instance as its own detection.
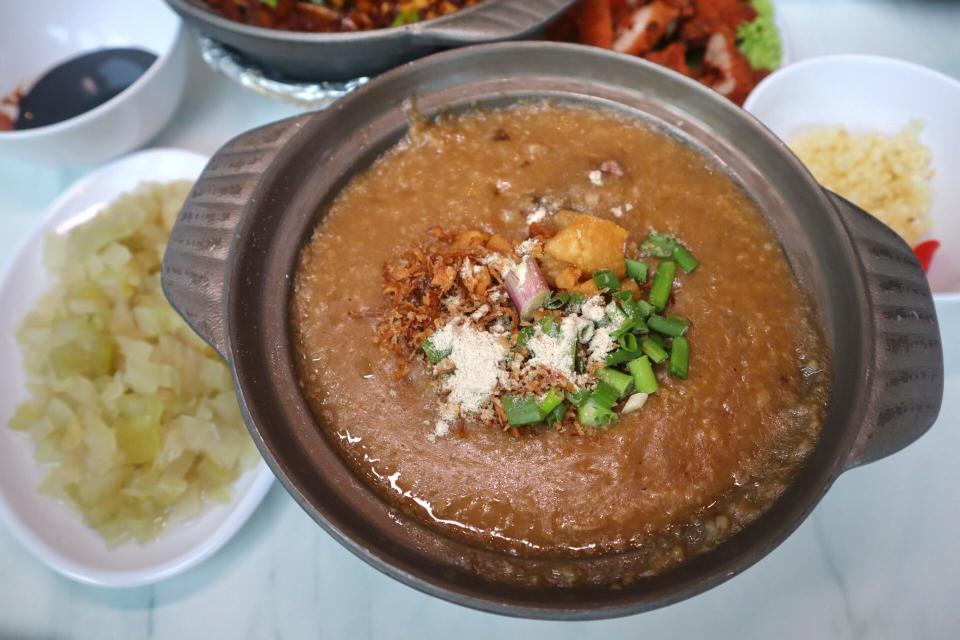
[7,182,258,546]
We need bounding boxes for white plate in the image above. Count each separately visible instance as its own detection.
[0,148,274,587]
[743,55,960,303]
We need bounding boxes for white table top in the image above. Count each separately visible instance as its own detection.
[1,1,959,638]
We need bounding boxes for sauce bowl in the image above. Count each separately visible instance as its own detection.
[160,43,943,618]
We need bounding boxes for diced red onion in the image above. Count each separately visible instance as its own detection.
[504,257,551,320]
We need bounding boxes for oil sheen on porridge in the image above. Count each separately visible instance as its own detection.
[291,103,829,567]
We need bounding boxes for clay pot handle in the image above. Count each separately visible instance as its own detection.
[829,191,944,468]
[161,113,311,360]
[413,0,575,44]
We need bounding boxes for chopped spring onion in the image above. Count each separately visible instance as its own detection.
[545,401,567,425]
[618,332,638,352]
[578,397,619,428]
[605,347,642,367]
[612,290,633,304]
[591,381,621,409]
[646,331,667,348]
[566,291,586,312]
[641,231,678,258]
[543,292,571,309]
[592,270,621,291]
[539,388,565,416]
[503,395,543,426]
[672,245,700,274]
[421,337,450,364]
[669,335,690,379]
[621,392,649,414]
[516,326,535,347]
[577,322,596,344]
[539,315,559,337]
[625,258,648,283]
[648,260,676,312]
[610,318,635,339]
[259,0,278,8]
[647,314,689,337]
[640,335,669,364]
[605,301,628,329]
[627,355,659,394]
[567,389,591,406]
[599,368,632,397]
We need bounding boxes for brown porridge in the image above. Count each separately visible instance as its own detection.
[290,102,829,571]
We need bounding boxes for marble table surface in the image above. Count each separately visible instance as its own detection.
[1,1,958,638]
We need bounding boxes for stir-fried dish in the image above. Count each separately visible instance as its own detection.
[202,0,484,32]
[549,0,782,105]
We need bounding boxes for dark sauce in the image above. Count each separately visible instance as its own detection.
[1,48,156,132]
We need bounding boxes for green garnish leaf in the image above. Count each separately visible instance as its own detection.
[259,0,278,8]
[592,270,621,292]
[625,258,648,283]
[736,0,782,70]
[391,9,421,27]
[421,337,450,364]
[503,395,543,426]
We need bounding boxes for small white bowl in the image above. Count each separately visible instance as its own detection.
[744,55,960,302]
[0,0,187,166]
[0,148,275,587]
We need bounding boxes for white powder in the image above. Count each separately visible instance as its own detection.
[526,316,580,383]
[611,206,624,218]
[625,203,634,212]
[480,252,517,278]
[579,295,607,322]
[587,325,616,363]
[459,258,473,281]
[588,170,604,186]
[429,319,508,436]
[526,205,548,225]
[470,304,490,320]
[496,179,512,192]
[516,238,540,256]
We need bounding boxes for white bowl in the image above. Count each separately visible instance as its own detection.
[744,55,960,301]
[0,148,275,587]
[0,0,187,166]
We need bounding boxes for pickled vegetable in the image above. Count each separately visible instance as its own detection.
[8,182,258,546]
